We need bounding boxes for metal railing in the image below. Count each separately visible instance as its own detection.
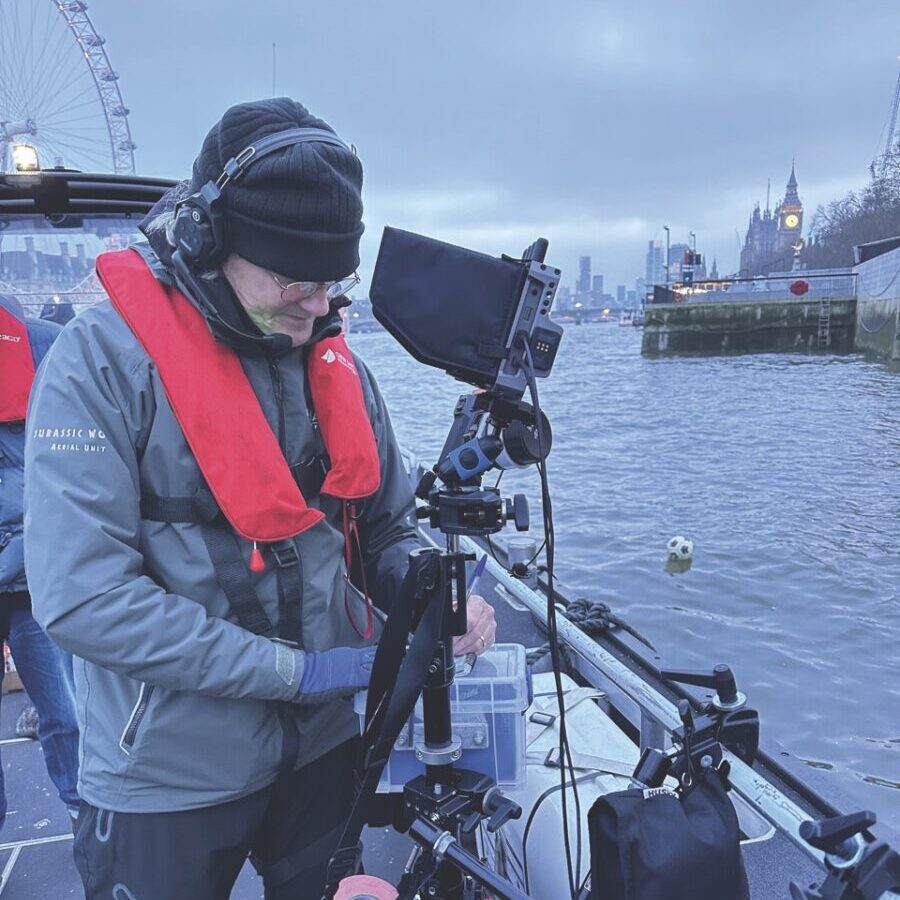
[650,270,857,305]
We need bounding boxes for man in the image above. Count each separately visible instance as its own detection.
[0,294,79,829]
[24,98,495,899]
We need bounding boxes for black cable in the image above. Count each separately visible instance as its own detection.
[519,335,581,899]
[524,539,546,568]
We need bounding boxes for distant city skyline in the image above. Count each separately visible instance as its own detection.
[561,163,806,296]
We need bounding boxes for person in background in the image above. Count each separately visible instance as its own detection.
[24,98,496,899]
[0,294,79,829]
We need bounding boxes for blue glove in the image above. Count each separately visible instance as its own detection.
[296,645,376,703]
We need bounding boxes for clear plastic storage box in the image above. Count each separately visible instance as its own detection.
[376,643,529,793]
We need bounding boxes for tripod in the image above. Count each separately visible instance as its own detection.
[387,388,545,900]
[390,453,532,899]
[325,388,550,900]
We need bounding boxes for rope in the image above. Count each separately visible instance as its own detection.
[856,254,900,299]
[527,595,655,667]
[857,311,898,334]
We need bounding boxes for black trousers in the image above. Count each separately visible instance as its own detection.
[74,737,359,900]
[0,590,32,636]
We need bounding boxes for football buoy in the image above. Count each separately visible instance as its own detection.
[667,535,693,562]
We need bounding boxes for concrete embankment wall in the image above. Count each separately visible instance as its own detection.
[641,298,856,356]
[854,247,900,362]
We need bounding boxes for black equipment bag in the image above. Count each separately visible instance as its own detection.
[588,767,750,900]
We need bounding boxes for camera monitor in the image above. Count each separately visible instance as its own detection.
[369,227,563,398]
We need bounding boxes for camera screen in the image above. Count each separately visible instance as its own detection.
[369,227,528,388]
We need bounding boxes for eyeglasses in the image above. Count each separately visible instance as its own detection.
[270,271,360,303]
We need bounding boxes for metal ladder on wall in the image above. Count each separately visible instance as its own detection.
[817,298,831,348]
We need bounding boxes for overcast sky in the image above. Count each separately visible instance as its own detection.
[87,0,900,290]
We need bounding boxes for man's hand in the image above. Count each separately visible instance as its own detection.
[453,594,497,656]
[296,645,376,703]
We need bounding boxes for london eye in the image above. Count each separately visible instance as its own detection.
[0,0,136,174]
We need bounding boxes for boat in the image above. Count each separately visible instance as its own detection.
[394,459,900,900]
[618,310,634,326]
[1,168,898,899]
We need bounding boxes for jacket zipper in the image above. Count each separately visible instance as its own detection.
[120,683,155,753]
[268,355,304,650]
[268,359,286,450]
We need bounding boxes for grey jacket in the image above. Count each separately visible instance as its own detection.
[23,259,419,812]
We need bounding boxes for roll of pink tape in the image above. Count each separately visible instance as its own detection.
[333,874,399,900]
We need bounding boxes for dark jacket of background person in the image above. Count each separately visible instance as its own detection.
[0,296,60,593]
[23,235,420,813]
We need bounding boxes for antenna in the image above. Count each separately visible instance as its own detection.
[766,179,771,214]
[272,42,277,96]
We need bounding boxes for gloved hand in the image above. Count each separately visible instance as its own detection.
[296,645,376,704]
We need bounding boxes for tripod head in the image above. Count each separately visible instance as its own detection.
[414,391,547,538]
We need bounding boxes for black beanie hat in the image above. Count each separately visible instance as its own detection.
[191,97,363,282]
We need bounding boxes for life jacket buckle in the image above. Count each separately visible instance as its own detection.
[269,540,299,569]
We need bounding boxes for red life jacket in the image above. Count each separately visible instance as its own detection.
[0,304,35,423]
[96,249,382,635]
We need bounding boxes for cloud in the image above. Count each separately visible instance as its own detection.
[358,187,652,288]
[366,185,509,227]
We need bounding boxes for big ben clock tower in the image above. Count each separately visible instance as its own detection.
[775,163,803,263]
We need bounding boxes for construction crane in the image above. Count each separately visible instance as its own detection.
[871,60,900,178]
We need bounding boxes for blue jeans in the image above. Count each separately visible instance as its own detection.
[0,604,79,826]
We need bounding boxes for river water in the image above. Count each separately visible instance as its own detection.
[351,324,900,832]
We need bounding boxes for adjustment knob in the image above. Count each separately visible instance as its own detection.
[661,664,746,711]
[415,469,437,501]
[483,787,522,833]
[511,494,529,531]
[799,810,876,855]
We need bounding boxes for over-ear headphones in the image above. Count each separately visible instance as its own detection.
[170,127,353,270]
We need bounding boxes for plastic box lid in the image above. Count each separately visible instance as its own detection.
[415,643,528,715]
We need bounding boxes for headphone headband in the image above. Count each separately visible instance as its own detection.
[214,127,352,190]
[172,126,355,269]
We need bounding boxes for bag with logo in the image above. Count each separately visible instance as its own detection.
[587,766,750,900]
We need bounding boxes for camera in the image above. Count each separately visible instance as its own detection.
[369,227,563,398]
